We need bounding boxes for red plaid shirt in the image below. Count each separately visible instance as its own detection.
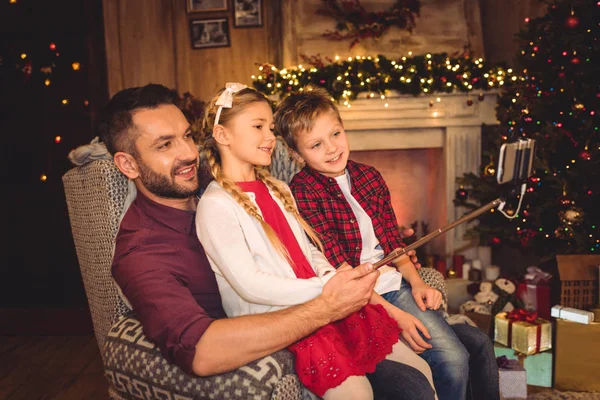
[290,160,405,268]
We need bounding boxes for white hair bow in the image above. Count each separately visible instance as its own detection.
[214,82,247,125]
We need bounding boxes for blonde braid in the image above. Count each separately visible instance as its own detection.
[204,150,292,262]
[255,167,324,253]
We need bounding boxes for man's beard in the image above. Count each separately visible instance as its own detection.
[136,158,199,199]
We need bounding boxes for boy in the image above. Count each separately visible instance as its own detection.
[274,86,499,400]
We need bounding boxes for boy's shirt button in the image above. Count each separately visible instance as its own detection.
[355,246,360,251]
[336,193,342,197]
[350,219,356,224]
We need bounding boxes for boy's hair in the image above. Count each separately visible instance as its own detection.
[198,85,323,258]
[96,83,179,156]
[274,85,342,152]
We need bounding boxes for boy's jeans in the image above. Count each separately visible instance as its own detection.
[381,281,499,400]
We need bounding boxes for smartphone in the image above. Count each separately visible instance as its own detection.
[497,139,536,184]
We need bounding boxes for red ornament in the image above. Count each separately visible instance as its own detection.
[565,16,580,28]
[557,195,572,206]
[466,99,474,106]
[478,93,484,101]
[580,150,592,161]
[456,188,468,201]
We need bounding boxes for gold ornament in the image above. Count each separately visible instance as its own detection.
[484,161,496,177]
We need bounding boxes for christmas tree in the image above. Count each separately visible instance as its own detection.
[456,0,599,260]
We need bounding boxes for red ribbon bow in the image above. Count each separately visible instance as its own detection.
[507,308,538,323]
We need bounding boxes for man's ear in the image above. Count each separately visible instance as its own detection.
[113,152,139,180]
[212,125,230,146]
[289,149,305,165]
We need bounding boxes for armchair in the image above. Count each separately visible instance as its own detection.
[63,159,303,400]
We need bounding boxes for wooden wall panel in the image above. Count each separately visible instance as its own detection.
[104,0,280,101]
[117,0,176,90]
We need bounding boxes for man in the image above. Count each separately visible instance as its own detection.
[98,83,435,399]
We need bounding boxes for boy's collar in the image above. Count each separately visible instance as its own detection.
[302,159,357,185]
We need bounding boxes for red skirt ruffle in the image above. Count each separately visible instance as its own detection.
[288,304,401,396]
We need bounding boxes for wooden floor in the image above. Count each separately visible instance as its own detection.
[0,335,108,400]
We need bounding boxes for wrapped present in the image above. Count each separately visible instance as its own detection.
[497,356,527,399]
[555,319,600,392]
[516,266,552,320]
[494,344,552,387]
[494,309,552,355]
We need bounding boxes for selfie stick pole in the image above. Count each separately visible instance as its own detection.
[373,198,503,270]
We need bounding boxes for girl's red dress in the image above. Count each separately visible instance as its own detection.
[237,180,401,396]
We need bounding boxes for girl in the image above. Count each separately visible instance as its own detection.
[195,83,435,399]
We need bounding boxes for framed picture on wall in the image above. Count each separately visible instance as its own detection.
[187,0,228,13]
[189,18,230,49]
[233,0,263,28]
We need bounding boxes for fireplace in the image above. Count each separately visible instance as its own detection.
[340,90,499,258]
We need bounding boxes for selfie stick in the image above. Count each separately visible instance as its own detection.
[373,198,504,269]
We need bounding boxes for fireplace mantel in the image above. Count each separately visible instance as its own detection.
[340,90,500,255]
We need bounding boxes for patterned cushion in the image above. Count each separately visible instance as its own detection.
[103,315,303,400]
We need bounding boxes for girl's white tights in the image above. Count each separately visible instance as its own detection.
[321,340,438,400]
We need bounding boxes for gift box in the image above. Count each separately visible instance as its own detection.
[517,282,551,320]
[494,344,552,387]
[516,266,552,320]
[556,255,600,310]
[555,319,600,392]
[497,356,527,399]
[494,310,552,355]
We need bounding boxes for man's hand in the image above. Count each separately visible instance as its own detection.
[411,282,442,312]
[320,262,379,322]
[399,228,421,269]
[386,307,432,354]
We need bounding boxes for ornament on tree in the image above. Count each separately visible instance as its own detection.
[580,144,591,161]
[565,15,580,28]
[22,60,32,83]
[557,190,572,206]
[483,160,496,177]
[429,100,434,107]
[518,228,536,247]
[559,207,584,226]
[456,187,468,201]
[466,99,474,106]
[554,227,569,239]
[478,93,484,101]
[332,80,345,91]
[490,237,501,245]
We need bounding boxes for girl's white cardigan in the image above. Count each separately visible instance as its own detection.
[196,180,336,318]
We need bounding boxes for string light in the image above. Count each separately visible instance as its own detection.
[71,62,80,71]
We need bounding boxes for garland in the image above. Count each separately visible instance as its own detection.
[317,0,421,48]
[252,53,521,104]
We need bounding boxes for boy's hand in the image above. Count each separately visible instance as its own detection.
[399,228,421,269]
[386,307,432,354]
[411,282,442,312]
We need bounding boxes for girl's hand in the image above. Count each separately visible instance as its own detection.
[411,282,442,312]
[387,307,432,354]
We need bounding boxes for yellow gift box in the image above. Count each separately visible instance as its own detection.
[494,310,552,355]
